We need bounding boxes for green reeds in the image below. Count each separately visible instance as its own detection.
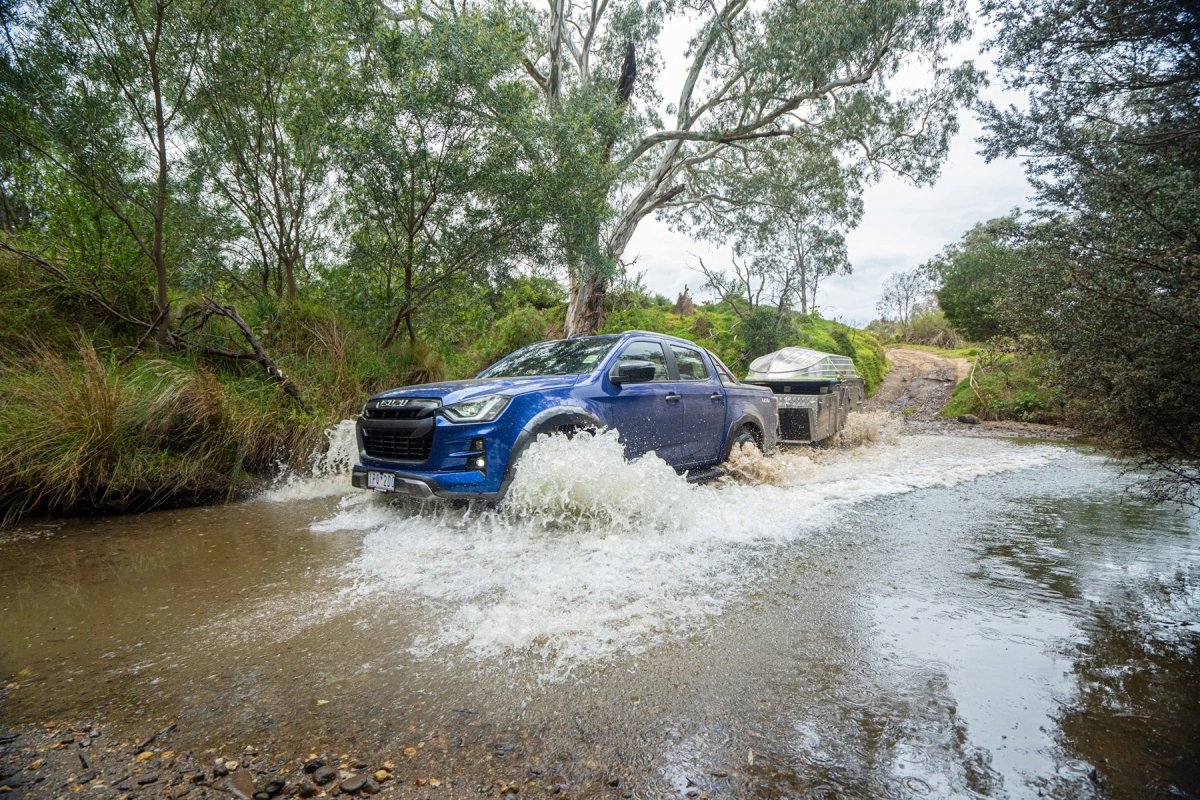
[0,338,324,522]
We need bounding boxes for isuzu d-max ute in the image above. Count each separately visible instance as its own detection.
[351,331,779,501]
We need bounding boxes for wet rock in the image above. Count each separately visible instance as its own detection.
[360,778,380,795]
[0,734,19,745]
[297,780,316,798]
[224,768,256,800]
[213,761,230,778]
[302,758,324,774]
[137,776,159,786]
[607,778,620,787]
[372,770,389,783]
[340,774,366,793]
[957,414,981,425]
[264,778,285,796]
[254,793,270,800]
[312,766,337,786]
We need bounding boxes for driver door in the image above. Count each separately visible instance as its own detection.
[600,340,682,461]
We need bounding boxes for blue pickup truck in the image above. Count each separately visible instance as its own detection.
[350,331,779,501]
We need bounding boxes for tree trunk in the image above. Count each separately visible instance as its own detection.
[284,254,297,301]
[150,23,171,346]
[564,273,607,337]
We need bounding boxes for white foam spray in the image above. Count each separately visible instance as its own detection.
[305,429,1059,677]
[261,418,359,501]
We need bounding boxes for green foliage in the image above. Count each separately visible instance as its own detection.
[927,217,1021,341]
[941,351,1064,423]
[980,0,1200,503]
[906,309,965,349]
[675,145,861,315]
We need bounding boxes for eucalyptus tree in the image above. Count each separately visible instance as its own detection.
[402,0,980,335]
[681,145,861,318]
[876,268,930,338]
[187,0,345,302]
[980,0,1200,504]
[0,0,219,343]
[335,8,555,348]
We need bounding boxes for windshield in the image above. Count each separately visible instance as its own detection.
[477,336,620,379]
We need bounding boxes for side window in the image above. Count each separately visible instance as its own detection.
[709,351,740,387]
[615,341,669,380]
[671,345,710,381]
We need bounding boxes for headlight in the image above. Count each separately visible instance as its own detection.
[441,394,510,423]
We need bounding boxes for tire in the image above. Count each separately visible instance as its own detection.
[722,424,762,463]
[497,422,598,501]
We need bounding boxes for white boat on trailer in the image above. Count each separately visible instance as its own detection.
[743,347,865,444]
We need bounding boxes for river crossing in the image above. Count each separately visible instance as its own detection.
[1,422,1197,798]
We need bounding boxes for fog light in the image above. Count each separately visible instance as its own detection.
[471,455,486,471]
[470,438,485,451]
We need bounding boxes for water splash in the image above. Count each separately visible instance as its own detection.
[502,429,693,532]
[835,410,900,447]
[310,431,1060,676]
[261,418,358,501]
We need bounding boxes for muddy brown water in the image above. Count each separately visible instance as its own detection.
[1,431,1197,799]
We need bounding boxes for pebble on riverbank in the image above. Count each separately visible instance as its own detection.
[0,720,429,799]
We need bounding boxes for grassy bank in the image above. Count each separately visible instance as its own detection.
[941,350,1067,423]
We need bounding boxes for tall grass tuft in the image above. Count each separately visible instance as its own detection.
[0,337,326,523]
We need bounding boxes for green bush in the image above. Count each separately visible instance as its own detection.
[941,351,1065,422]
[907,309,966,349]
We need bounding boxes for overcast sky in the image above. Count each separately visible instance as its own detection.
[622,9,1034,327]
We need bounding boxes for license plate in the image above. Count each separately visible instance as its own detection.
[367,471,395,493]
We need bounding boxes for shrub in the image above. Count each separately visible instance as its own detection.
[907,309,966,349]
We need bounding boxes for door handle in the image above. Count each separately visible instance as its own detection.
[710,393,724,402]
[664,393,681,403]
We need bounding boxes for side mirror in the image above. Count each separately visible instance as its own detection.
[611,359,657,385]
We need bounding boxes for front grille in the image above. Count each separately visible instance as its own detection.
[361,428,434,462]
[368,407,428,420]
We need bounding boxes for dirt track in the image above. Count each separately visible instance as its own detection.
[866,347,970,420]
[868,347,1078,440]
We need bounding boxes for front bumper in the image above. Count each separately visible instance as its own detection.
[350,465,503,502]
[353,408,518,501]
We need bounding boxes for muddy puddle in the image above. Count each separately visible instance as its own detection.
[1,424,1197,798]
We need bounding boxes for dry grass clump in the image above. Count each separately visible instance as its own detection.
[0,338,324,523]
